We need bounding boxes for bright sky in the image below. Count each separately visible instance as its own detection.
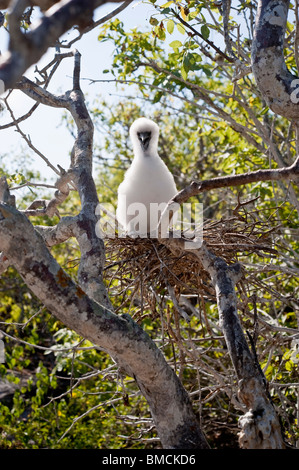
[0,1,160,183]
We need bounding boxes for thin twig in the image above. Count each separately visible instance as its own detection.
[59,0,134,49]
[3,95,60,175]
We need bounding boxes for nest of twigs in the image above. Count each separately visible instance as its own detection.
[103,215,278,322]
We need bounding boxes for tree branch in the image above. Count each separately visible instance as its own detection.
[0,51,211,448]
[172,8,234,63]
[59,0,134,49]
[170,155,299,205]
[0,0,126,91]
[159,235,285,448]
[0,201,209,449]
[252,0,299,119]
[3,92,62,175]
[23,170,71,217]
[138,60,265,153]
[0,0,59,9]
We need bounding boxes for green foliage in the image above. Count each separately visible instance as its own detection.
[94,0,299,447]
[0,286,156,448]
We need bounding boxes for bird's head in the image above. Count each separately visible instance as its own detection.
[130,117,159,156]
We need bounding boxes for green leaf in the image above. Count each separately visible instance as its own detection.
[153,91,163,103]
[154,23,166,41]
[181,66,188,81]
[177,23,185,35]
[192,52,202,62]
[189,11,199,19]
[201,24,210,40]
[169,40,183,49]
[183,53,192,71]
[260,106,269,115]
[167,19,174,34]
[149,16,159,26]
[202,66,212,77]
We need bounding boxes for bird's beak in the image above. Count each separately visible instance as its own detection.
[138,132,151,152]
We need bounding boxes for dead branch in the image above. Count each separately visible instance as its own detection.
[0,51,211,449]
[23,170,71,217]
[0,0,128,91]
[3,93,61,175]
[169,156,299,206]
[159,236,285,448]
[137,59,265,152]
[59,0,134,49]
[222,0,236,59]
[0,199,210,449]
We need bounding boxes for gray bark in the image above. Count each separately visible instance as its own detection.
[0,0,123,91]
[0,0,290,449]
[164,156,299,206]
[0,204,209,449]
[0,0,58,9]
[0,52,209,449]
[159,236,285,448]
[252,0,299,119]
[202,252,285,449]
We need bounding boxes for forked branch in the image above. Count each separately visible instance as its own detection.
[0,51,210,449]
[0,0,129,91]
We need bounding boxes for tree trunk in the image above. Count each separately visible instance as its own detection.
[252,0,299,120]
[160,236,285,449]
[0,51,209,448]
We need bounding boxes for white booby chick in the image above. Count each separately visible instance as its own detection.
[116,117,178,237]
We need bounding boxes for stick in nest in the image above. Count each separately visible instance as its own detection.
[102,215,278,321]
